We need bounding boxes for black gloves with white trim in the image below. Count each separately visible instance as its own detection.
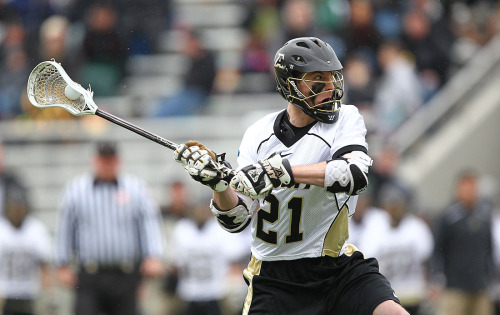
[230,153,295,199]
[174,141,233,192]
[175,143,294,199]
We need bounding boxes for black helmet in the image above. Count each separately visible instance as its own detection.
[274,37,344,123]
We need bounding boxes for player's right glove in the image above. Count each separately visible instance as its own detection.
[174,141,233,192]
[230,153,295,199]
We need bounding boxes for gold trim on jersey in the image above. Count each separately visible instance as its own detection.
[242,255,262,315]
[322,204,349,257]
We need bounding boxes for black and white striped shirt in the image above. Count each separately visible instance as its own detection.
[55,173,163,266]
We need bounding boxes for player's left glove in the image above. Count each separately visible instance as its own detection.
[174,141,233,192]
[230,153,295,199]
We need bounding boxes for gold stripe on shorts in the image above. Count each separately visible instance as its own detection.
[242,255,262,315]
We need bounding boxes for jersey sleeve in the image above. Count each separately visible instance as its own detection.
[331,105,368,158]
[236,124,260,168]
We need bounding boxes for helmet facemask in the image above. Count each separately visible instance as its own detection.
[286,70,344,124]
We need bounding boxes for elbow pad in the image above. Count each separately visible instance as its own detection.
[324,151,372,195]
[210,196,255,233]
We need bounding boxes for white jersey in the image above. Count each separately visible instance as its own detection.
[172,217,250,301]
[348,207,390,248]
[360,214,434,303]
[237,105,368,261]
[0,216,51,299]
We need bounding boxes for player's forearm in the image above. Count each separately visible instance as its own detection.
[213,187,239,210]
[291,161,327,187]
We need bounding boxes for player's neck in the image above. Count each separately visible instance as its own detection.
[286,104,315,127]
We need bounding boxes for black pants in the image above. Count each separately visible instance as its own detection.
[244,252,400,315]
[183,300,222,315]
[75,267,141,315]
[3,298,35,315]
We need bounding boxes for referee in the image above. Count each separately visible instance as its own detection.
[55,140,165,315]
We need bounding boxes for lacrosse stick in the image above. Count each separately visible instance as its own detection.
[27,60,180,150]
[27,60,236,188]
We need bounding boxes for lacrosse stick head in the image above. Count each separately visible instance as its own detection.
[27,60,98,116]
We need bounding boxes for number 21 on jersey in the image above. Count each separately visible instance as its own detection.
[256,193,304,245]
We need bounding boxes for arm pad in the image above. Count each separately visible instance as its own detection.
[210,196,254,233]
[324,151,372,195]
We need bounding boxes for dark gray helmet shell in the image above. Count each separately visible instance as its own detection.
[274,37,343,123]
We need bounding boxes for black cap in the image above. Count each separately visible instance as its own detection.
[96,141,118,156]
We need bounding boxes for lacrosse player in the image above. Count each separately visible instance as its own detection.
[0,173,52,315]
[174,37,408,314]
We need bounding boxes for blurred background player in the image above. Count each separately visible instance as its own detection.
[54,140,165,315]
[168,195,250,315]
[359,183,434,315]
[347,190,389,248]
[0,154,52,315]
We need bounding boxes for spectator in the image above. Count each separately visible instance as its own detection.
[54,140,165,315]
[340,0,382,65]
[314,0,349,34]
[372,40,423,138]
[241,31,272,74]
[38,15,79,78]
[0,0,54,63]
[431,169,495,315]
[79,3,127,97]
[371,0,404,40]
[446,2,497,76]
[67,0,172,55]
[236,30,276,94]
[118,0,172,55]
[241,0,282,44]
[150,29,217,117]
[279,0,316,41]
[401,10,453,89]
[361,183,434,315]
[0,142,52,315]
[342,54,376,120]
[20,15,78,121]
[0,22,30,120]
[266,0,321,60]
[169,197,249,315]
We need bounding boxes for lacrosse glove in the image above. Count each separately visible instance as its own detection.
[231,153,295,199]
[174,141,233,192]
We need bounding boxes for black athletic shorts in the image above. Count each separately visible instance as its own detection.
[242,251,400,315]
